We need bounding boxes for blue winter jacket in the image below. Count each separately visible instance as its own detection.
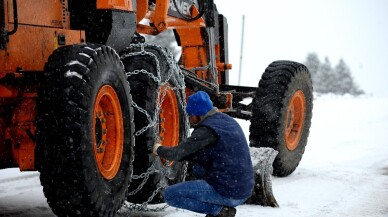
[193,112,254,199]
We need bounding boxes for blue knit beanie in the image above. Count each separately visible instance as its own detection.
[186,91,213,116]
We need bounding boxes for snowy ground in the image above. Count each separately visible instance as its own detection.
[1,94,388,217]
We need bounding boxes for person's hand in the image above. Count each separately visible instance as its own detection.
[152,143,162,156]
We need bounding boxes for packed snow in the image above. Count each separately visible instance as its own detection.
[1,94,388,217]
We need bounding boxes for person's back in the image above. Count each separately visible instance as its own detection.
[195,112,254,199]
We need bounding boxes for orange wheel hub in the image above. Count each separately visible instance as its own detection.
[285,90,306,151]
[158,85,180,165]
[92,85,124,180]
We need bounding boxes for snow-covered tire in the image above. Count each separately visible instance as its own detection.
[36,44,134,217]
[121,45,188,203]
[249,61,313,177]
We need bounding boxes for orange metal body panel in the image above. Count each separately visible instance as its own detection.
[97,0,134,11]
[137,2,214,81]
[0,0,230,171]
[0,84,18,98]
[138,2,205,33]
[8,0,70,29]
[0,26,85,73]
[7,95,37,170]
[136,0,148,22]
[1,0,84,73]
[153,0,169,31]
[176,26,209,79]
[0,0,84,171]
[137,3,230,84]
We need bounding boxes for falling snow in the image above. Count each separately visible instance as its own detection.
[1,94,388,217]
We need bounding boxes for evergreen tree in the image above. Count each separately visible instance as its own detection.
[317,57,334,94]
[304,53,320,86]
[333,59,365,95]
[303,53,364,96]
[333,59,353,94]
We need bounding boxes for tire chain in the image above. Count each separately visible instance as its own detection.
[120,43,190,214]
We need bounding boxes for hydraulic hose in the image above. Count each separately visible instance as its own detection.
[7,0,18,36]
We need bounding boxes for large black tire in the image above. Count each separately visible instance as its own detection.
[121,44,188,204]
[249,61,313,177]
[36,44,134,217]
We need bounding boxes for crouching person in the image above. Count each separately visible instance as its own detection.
[153,91,254,217]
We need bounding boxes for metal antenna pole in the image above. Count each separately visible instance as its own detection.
[238,15,245,86]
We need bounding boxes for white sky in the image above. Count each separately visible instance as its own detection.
[215,0,388,96]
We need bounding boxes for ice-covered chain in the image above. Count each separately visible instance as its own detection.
[121,43,189,212]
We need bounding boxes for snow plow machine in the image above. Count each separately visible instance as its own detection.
[0,0,313,216]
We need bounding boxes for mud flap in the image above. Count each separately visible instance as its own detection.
[246,147,279,207]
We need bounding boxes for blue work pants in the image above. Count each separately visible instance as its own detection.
[163,180,246,216]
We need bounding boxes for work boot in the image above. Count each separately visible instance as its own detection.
[205,206,236,217]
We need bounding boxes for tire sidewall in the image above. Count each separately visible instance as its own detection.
[37,44,134,216]
[276,69,313,171]
[83,47,133,205]
[249,61,313,177]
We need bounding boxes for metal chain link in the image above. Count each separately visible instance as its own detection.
[131,101,155,137]
[120,43,190,214]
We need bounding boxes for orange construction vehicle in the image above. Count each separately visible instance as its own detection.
[0,0,313,216]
